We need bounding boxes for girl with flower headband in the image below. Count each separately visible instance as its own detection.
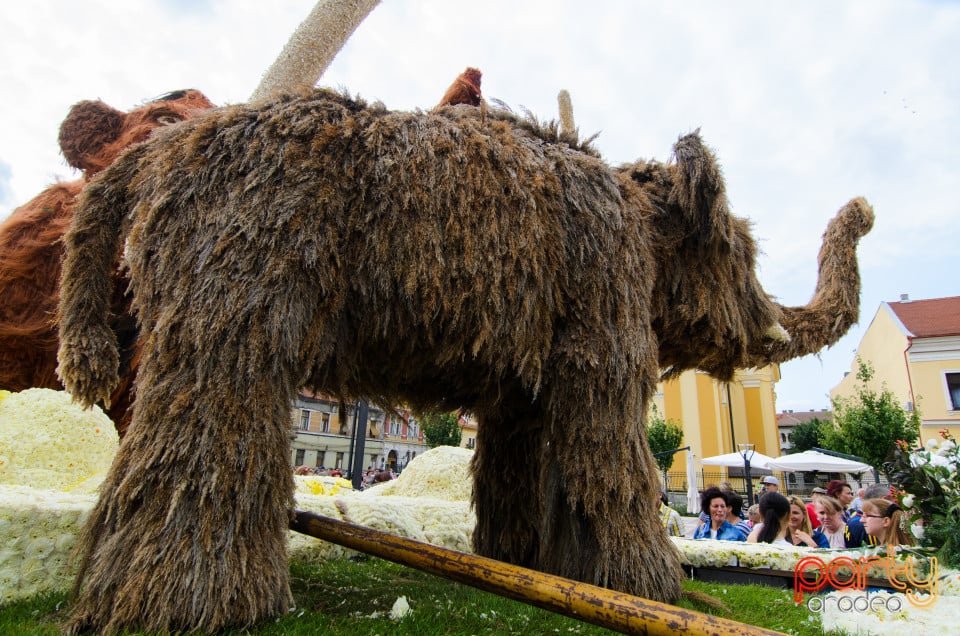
[861,497,914,546]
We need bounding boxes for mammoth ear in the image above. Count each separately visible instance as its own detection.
[58,100,124,173]
[669,131,730,243]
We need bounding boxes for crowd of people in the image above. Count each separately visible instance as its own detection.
[665,477,914,549]
[293,465,399,489]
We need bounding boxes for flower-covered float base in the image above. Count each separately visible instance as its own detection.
[0,485,94,603]
[4,388,960,635]
[0,388,475,604]
[673,537,960,634]
[0,388,117,604]
[819,589,960,635]
[290,447,475,560]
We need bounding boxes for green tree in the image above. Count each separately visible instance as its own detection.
[420,411,463,448]
[827,358,921,475]
[647,405,684,491]
[787,418,829,453]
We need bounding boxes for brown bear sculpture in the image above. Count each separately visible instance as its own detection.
[57,88,873,633]
[0,89,214,435]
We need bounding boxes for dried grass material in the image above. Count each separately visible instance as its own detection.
[557,89,576,141]
[249,0,382,104]
[57,88,871,632]
[434,67,483,109]
[0,90,214,436]
[617,136,873,380]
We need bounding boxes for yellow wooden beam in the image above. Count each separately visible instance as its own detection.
[290,510,785,636]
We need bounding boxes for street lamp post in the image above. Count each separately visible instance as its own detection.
[738,443,756,506]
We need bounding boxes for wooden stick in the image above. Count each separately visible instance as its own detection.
[290,510,785,636]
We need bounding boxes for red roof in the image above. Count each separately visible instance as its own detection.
[887,296,960,338]
[777,410,832,426]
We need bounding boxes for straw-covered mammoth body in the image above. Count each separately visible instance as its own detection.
[58,88,872,633]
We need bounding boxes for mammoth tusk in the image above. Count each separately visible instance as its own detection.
[558,89,576,140]
[249,0,382,104]
[764,322,791,343]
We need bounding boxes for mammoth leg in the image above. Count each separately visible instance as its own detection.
[471,394,544,566]
[66,325,302,633]
[534,367,683,602]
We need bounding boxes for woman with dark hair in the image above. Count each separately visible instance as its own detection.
[724,489,751,539]
[692,487,746,541]
[826,479,855,521]
[747,491,792,545]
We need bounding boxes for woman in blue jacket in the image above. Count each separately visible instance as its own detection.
[693,487,747,541]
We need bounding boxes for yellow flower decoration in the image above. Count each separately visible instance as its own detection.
[0,388,118,492]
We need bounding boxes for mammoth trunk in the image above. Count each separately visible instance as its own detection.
[758,197,875,364]
[55,167,135,406]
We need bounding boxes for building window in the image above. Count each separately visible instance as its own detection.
[466,437,476,449]
[320,412,331,433]
[294,449,305,466]
[335,452,344,469]
[299,409,311,431]
[946,372,960,411]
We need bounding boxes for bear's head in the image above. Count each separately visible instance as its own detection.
[58,89,215,179]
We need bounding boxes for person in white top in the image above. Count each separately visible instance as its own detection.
[747,491,792,546]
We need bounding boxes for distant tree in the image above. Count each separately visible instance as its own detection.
[827,358,921,475]
[647,405,684,491]
[420,411,463,448]
[788,418,829,454]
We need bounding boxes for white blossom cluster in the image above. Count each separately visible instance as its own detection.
[289,447,476,559]
[673,538,960,591]
[0,388,117,493]
[364,446,474,501]
[913,436,960,472]
[0,485,95,603]
[671,537,808,571]
[820,589,960,635]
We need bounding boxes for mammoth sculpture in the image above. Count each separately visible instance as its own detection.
[57,88,873,633]
[0,89,215,434]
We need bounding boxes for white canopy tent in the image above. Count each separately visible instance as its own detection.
[685,450,700,514]
[700,451,776,470]
[766,450,872,474]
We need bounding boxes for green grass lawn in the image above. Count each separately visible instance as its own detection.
[1,556,830,635]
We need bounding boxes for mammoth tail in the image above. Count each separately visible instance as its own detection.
[56,171,132,408]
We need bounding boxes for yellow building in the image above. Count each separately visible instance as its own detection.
[290,393,430,473]
[830,295,960,444]
[650,365,782,472]
[458,413,478,450]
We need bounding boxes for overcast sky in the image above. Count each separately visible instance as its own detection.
[1,1,957,413]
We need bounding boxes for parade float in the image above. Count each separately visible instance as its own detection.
[0,0,884,632]
[2,390,959,634]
